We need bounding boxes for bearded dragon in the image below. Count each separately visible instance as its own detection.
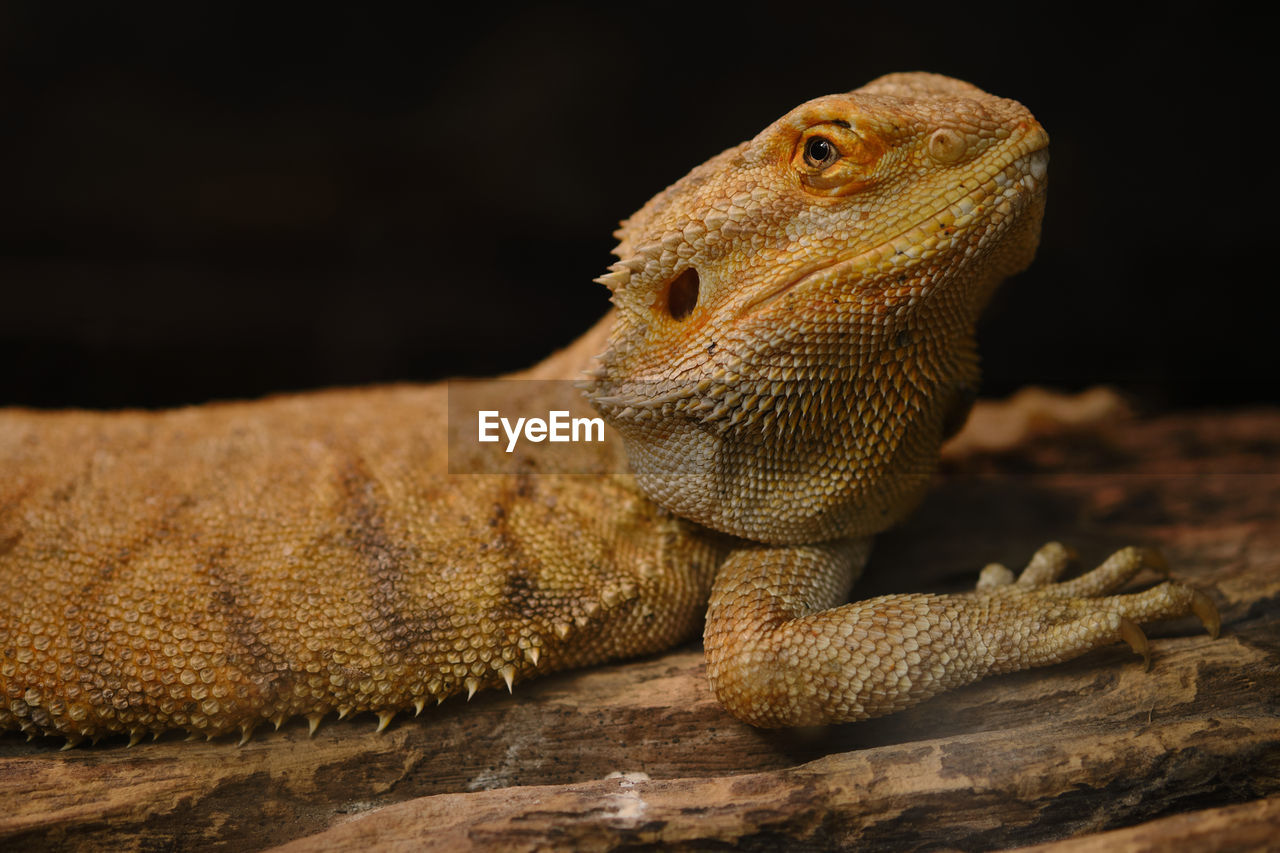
[0,72,1217,747]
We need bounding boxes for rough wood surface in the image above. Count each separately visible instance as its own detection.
[2,403,1277,851]
[1016,795,1280,852]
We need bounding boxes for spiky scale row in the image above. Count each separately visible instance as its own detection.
[15,603,593,746]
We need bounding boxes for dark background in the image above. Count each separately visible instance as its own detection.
[0,4,1270,410]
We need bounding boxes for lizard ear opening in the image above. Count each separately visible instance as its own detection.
[663,268,700,320]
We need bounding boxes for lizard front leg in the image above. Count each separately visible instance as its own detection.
[703,541,1219,727]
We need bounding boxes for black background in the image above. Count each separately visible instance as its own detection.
[0,4,1270,410]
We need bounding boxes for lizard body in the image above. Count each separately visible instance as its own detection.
[0,73,1216,745]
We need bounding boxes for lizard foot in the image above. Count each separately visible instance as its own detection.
[968,543,1219,671]
[704,540,1220,727]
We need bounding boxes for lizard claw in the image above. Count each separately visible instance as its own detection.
[1191,589,1221,639]
[1119,618,1151,671]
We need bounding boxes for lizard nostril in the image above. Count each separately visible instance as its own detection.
[665,268,700,320]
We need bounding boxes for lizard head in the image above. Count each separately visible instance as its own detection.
[584,72,1049,544]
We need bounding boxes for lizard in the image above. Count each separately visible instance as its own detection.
[0,72,1218,747]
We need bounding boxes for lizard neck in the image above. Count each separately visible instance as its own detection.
[600,283,981,545]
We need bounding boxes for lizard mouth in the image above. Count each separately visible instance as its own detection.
[739,147,1050,317]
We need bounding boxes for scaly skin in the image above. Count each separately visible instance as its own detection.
[0,73,1216,746]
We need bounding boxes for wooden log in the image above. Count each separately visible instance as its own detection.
[1019,796,1280,852]
[2,401,1278,851]
[265,713,1280,852]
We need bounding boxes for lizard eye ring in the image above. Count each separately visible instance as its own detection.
[793,122,883,196]
[803,136,839,169]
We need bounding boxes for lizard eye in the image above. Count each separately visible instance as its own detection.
[803,136,839,168]
[793,122,884,196]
